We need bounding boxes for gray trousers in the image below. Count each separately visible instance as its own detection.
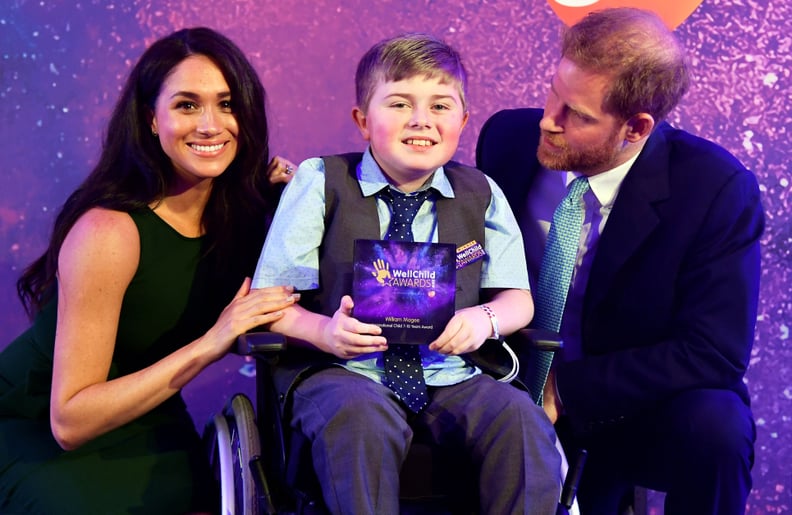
[291,367,561,515]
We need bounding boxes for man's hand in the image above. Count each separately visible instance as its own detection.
[543,368,563,423]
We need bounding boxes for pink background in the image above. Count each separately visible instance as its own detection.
[1,1,789,511]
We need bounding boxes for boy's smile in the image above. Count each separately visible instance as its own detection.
[353,74,469,192]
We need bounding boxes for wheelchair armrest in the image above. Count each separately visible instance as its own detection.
[235,331,288,356]
[464,328,562,385]
[509,328,563,353]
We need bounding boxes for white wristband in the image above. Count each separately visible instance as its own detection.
[479,304,500,340]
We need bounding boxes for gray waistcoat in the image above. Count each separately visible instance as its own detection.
[302,152,490,316]
[273,153,495,410]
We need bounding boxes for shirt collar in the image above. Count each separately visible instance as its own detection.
[358,147,454,198]
[566,151,641,208]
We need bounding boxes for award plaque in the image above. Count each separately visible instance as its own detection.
[352,239,456,344]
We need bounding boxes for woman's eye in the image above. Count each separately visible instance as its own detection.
[175,101,198,111]
[219,100,233,111]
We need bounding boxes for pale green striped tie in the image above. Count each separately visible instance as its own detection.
[531,176,590,404]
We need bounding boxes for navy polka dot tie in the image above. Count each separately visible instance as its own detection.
[532,176,590,404]
[380,188,432,412]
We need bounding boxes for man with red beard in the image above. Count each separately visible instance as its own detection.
[476,7,763,515]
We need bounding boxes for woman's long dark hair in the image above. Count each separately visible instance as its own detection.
[17,27,274,317]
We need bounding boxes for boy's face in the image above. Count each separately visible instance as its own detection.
[352,74,468,190]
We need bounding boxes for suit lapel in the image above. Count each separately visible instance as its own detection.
[584,123,672,311]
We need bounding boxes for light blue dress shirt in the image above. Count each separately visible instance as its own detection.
[253,149,530,386]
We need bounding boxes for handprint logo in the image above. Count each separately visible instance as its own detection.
[372,259,392,285]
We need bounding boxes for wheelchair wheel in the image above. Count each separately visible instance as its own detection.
[205,411,236,513]
[226,393,262,515]
[206,393,262,515]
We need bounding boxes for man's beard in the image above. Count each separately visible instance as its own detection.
[537,129,622,174]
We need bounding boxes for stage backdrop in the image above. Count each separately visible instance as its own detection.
[1,0,789,511]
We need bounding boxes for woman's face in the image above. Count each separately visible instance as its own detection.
[151,54,239,187]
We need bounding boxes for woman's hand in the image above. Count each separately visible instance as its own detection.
[199,278,299,362]
[267,155,298,185]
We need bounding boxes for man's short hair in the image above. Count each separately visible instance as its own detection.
[562,7,691,122]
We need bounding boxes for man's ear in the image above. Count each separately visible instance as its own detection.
[624,113,655,143]
[352,106,370,141]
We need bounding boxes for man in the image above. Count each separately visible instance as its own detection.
[476,7,764,514]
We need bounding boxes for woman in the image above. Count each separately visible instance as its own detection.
[0,27,296,513]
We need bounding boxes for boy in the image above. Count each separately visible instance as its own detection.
[252,33,560,514]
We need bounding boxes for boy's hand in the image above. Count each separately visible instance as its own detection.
[428,305,491,355]
[321,295,388,359]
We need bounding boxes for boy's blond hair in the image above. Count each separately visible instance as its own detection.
[355,33,468,113]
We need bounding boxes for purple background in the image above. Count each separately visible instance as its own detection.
[1,1,789,511]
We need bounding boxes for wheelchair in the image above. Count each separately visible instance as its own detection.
[204,329,585,515]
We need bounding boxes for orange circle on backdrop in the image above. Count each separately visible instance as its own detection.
[546,0,703,29]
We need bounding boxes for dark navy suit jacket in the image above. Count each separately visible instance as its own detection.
[476,108,764,436]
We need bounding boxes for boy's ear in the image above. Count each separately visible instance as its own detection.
[352,106,371,141]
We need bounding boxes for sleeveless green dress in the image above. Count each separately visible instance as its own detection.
[0,208,222,514]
